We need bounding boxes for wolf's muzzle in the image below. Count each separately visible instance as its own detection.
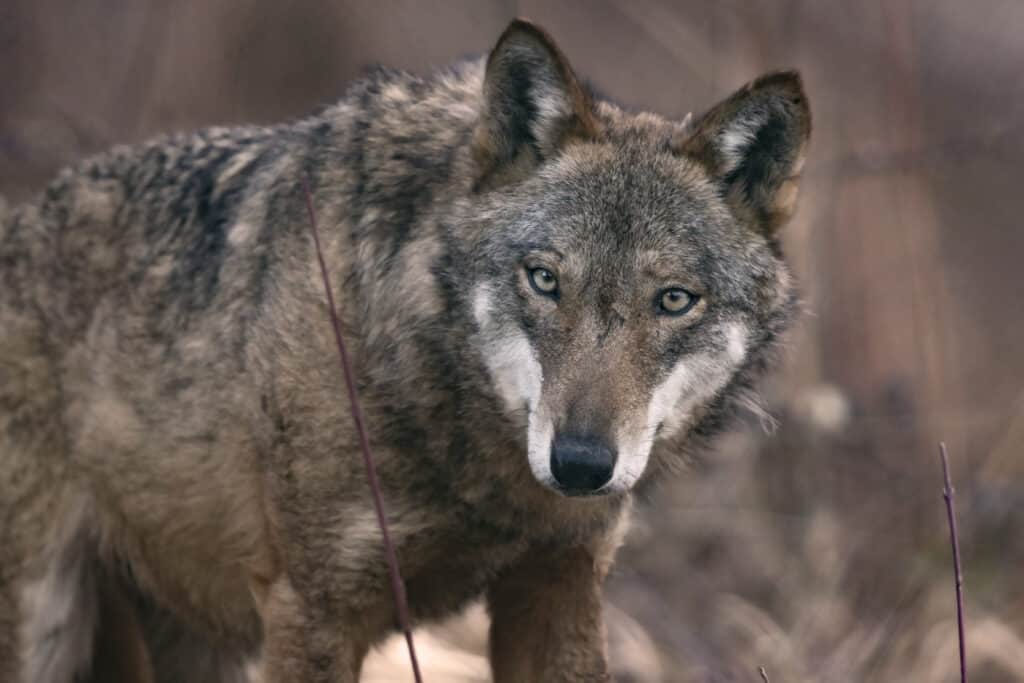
[550,433,616,495]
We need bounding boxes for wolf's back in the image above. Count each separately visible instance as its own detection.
[0,124,288,347]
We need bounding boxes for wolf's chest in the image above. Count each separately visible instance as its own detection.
[391,511,528,622]
[402,547,522,623]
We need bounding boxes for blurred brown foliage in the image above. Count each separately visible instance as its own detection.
[3,1,1023,680]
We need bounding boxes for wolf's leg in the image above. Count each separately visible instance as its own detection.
[487,545,612,683]
[117,584,257,683]
[257,577,368,683]
[87,578,155,683]
[0,302,101,682]
[0,486,101,683]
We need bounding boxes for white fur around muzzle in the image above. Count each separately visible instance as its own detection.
[473,283,750,494]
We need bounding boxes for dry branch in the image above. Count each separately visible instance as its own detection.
[303,178,424,682]
[940,442,967,683]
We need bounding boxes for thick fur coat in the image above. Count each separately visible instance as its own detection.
[0,19,810,682]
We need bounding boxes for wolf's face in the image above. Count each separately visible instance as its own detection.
[466,22,809,497]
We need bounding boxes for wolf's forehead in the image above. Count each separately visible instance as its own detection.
[526,166,771,299]
[516,144,776,293]
[542,146,721,227]
[533,159,719,254]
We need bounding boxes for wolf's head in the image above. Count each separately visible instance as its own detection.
[462,20,810,497]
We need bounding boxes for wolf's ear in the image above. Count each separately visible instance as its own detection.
[675,71,811,236]
[472,19,600,190]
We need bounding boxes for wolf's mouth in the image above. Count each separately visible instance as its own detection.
[551,483,615,499]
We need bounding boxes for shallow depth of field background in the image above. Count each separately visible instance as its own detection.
[3,1,1023,681]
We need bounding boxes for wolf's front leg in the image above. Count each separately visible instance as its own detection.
[488,545,612,682]
[259,578,368,683]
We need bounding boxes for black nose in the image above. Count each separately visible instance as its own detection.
[550,433,616,495]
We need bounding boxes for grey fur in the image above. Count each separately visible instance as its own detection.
[0,19,810,682]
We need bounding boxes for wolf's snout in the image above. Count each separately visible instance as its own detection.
[550,433,616,495]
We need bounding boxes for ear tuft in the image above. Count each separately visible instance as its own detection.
[675,70,811,235]
[473,19,599,190]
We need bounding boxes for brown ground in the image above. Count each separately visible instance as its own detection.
[3,2,1023,680]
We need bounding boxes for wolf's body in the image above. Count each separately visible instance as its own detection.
[0,20,810,682]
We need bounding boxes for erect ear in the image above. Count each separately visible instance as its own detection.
[472,19,600,190]
[674,70,811,236]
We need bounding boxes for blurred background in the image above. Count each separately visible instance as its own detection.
[3,1,1023,680]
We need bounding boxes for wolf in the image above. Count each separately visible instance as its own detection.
[0,18,811,683]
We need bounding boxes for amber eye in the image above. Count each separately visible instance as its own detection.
[658,288,698,316]
[528,267,559,297]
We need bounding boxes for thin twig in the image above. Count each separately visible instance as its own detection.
[302,178,424,683]
[939,442,967,683]
[759,666,770,682]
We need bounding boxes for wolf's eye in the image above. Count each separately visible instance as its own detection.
[658,288,698,316]
[528,267,559,297]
